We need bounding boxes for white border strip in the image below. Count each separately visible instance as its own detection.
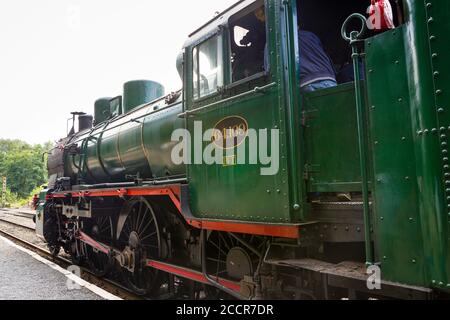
[0,234,122,300]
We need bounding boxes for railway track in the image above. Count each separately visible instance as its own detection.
[0,220,144,301]
[0,217,35,231]
[0,209,35,220]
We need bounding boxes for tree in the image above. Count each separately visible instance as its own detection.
[0,139,51,201]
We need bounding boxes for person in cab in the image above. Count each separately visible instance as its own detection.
[298,29,337,93]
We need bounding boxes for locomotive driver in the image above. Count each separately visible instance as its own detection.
[298,28,337,92]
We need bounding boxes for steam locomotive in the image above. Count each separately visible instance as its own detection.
[36,0,450,299]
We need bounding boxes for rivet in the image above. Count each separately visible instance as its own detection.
[426,3,432,8]
[434,71,440,77]
[428,17,434,24]
[267,190,271,194]
[424,129,429,134]
[395,60,399,64]
[409,218,414,222]
[432,128,438,133]
[446,188,450,193]
[402,137,406,141]
[436,89,443,95]
[441,134,447,139]
[293,204,300,211]
[438,108,445,113]
[430,35,436,41]
[383,256,387,260]
[432,53,438,59]
[380,217,384,221]
[443,142,448,147]
[441,127,446,132]
[374,141,379,145]
[405,176,410,180]
[371,105,376,110]
[418,130,423,135]
[439,282,444,287]
[412,259,417,264]
[369,69,373,73]
[446,181,450,186]
[445,165,450,170]
[398,98,403,102]
[444,157,449,162]
[443,150,448,155]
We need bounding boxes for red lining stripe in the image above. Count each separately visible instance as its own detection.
[146,260,241,293]
[48,185,299,239]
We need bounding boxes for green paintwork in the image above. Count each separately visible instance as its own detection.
[184,0,295,223]
[365,0,450,289]
[303,83,362,193]
[366,26,427,285]
[123,80,165,114]
[65,95,185,184]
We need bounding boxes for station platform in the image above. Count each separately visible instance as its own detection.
[0,235,120,300]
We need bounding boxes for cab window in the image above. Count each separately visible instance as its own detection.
[229,4,267,83]
[192,35,223,99]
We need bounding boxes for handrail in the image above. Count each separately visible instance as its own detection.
[178,82,277,118]
[342,14,374,266]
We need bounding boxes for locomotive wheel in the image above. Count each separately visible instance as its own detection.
[118,197,162,296]
[205,232,266,282]
[49,244,61,257]
[43,215,61,257]
[85,216,114,277]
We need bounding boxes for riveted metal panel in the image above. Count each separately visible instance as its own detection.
[304,83,363,193]
[421,0,450,291]
[366,26,427,285]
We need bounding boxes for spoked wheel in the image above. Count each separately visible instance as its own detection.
[85,216,114,277]
[205,232,266,282]
[118,197,162,296]
[43,215,61,257]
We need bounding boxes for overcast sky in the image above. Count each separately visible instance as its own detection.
[0,0,236,145]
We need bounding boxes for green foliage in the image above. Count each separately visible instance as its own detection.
[0,139,52,206]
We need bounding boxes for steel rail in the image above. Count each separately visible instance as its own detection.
[0,218,35,231]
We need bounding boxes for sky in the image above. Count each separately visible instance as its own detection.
[0,0,237,145]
